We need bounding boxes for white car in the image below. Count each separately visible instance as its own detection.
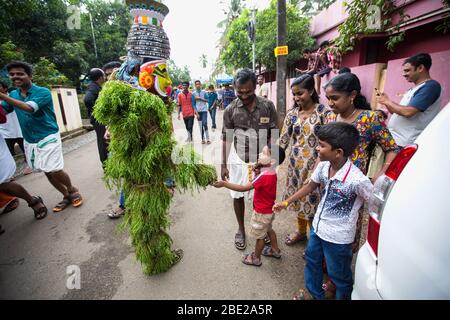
[352,103,450,300]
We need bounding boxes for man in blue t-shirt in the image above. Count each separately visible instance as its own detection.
[206,84,218,131]
[377,53,442,147]
[222,83,236,109]
[0,61,83,213]
[192,80,210,144]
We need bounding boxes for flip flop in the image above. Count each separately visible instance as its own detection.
[285,231,307,245]
[234,232,246,250]
[293,288,314,300]
[108,208,125,219]
[69,191,83,207]
[53,196,71,213]
[172,248,184,265]
[29,196,47,220]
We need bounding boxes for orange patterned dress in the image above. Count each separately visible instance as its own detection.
[280,104,330,219]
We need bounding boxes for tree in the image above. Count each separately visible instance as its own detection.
[199,54,208,69]
[220,10,253,73]
[0,0,131,88]
[214,0,247,76]
[168,59,192,86]
[219,0,314,73]
[32,57,71,89]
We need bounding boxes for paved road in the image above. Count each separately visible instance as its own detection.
[0,109,306,300]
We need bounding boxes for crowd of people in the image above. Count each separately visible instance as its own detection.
[214,52,442,300]
[0,50,443,299]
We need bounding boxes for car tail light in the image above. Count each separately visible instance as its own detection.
[367,145,418,256]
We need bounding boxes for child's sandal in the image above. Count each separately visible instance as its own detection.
[242,252,262,266]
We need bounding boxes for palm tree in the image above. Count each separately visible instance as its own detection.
[199,54,208,69]
[214,0,247,76]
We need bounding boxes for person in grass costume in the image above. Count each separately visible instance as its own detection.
[93,0,217,275]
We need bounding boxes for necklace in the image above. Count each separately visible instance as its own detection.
[338,108,358,123]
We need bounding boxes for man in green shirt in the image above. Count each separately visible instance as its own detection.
[0,61,83,212]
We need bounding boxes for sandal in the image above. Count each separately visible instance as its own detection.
[53,196,71,213]
[262,245,281,259]
[1,198,19,215]
[285,231,307,246]
[234,232,246,250]
[108,207,125,219]
[172,248,184,265]
[29,196,48,220]
[68,190,83,207]
[293,288,314,300]
[242,252,262,267]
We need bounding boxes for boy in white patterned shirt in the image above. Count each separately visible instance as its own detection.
[274,122,373,300]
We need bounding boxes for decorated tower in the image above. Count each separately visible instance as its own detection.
[117,0,172,97]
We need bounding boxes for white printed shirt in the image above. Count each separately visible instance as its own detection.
[311,160,373,244]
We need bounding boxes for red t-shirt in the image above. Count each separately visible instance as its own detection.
[177,91,194,118]
[252,168,277,214]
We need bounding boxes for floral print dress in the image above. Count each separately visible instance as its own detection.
[280,104,329,220]
[326,110,398,174]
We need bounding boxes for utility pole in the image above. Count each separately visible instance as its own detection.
[89,11,98,60]
[276,0,287,127]
[248,8,257,72]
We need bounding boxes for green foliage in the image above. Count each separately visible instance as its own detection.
[0,0,131,88]
[256,0,314,70]
[0,41,25,69]
[32,57,71,88]
[295,0,337,16]
[436,0,450,34]
[168,60,192,86]
[93,81,217,275]
[335,0,409,54]
[220,10,253,73]
[219,1,314,73]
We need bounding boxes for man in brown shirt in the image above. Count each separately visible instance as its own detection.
[221,68,279,251]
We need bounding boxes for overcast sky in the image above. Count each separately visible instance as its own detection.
[162,0,271,82]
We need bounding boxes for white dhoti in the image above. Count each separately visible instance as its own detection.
[0,136,16,184]
[25,133,64,173]
[228,147,253,200]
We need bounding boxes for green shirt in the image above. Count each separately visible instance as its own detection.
[1,84,59,143]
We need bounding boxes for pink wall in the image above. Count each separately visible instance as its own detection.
[391,0,445,27]
[267,63,385,111]
[383,50,450,110]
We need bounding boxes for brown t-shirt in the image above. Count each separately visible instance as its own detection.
[222,96,278,163]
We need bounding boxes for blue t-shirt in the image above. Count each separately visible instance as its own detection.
[207,92,218,109]
[223,89,236,108]
[408,80,441,111]
[1,84,59,143]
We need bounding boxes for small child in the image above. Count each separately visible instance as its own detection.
[274,122,373,299]
[214,145,285,267]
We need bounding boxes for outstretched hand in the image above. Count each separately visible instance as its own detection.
[273,201,287,212]
[213,180,227,188]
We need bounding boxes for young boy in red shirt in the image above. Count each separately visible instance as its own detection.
[213,145,285,266]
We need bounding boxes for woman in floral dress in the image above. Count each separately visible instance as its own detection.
[324,73,398,177]
[280,74,330,245]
